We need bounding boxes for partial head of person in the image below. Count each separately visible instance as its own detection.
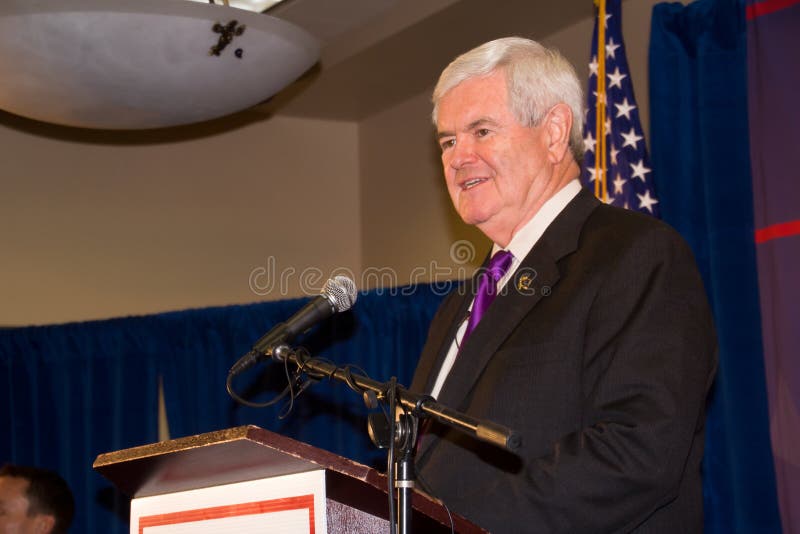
[0,464,74,534]
[432,37,585,247]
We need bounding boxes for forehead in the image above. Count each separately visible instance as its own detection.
[0,476,31,506]
[0,476,30,494]
[436,70,513,130]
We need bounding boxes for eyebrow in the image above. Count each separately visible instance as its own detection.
[436,117,499,140]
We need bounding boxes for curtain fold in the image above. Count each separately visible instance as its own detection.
[160,285,447,467]
[649,0,782,531]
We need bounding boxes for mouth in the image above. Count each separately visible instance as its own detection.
[459,177,488,191]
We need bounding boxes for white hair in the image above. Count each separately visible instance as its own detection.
[432,37,585,160]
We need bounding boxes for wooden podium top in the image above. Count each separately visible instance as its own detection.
[94,425,485,533]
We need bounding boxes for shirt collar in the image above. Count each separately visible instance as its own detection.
[492,179,582,263]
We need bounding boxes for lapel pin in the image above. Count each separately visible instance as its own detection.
[517,273,534,292]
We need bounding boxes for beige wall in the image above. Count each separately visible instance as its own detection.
[0,113,360,326]
[359,91,489,288]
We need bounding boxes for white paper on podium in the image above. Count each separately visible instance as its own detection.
[130,469,327,534]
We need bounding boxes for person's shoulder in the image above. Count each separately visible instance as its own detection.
[587,202,680,240]
[578,202,696,265]
[556,188,679,245]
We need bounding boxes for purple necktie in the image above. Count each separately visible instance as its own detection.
[415,250,514,452]
[462,249,514,344]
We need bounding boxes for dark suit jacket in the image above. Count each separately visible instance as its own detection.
[411,188,717,533]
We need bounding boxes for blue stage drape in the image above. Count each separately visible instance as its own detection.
[1,284,446,533]
[650,0,782,531]
[158,285,447,466]
[0,318,161,533]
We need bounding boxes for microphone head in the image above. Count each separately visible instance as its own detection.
[323,276,358,312]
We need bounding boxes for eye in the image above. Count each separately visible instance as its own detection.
[439,138,455,151]
[476,128,490,137]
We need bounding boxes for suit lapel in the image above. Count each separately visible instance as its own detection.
[433,189,601,412]
[434,244,560,410]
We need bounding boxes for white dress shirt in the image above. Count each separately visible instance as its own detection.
[429,179,582,398]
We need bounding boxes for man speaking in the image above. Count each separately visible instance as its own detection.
[411,37,717,533]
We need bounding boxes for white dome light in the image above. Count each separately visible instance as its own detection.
[0,0,319,129]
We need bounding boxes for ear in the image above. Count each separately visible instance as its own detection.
[543,103,573,164]
[34,514,55,534]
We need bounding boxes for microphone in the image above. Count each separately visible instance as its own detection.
[228,275,358,377]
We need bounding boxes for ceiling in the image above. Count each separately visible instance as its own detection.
[262,0,594,121]
[0,0,595,135]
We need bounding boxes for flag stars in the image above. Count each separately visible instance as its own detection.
[613,173,627,194]
[605,37,621,59]
[607,67,627,89]
[637,190,659,213]
[582,6,659,217]
[630,159,652,181]
[586,167,605,183]
[614,97,636,119]
[592,90,608,107]
[621,127,643,148]
[583,131,597,153]
[589,55,598,77]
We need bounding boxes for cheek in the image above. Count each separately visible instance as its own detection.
[442,165,458,193]
[497,156,535,194]
[441,156,455,182]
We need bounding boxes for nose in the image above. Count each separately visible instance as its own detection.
[447,136,477,169]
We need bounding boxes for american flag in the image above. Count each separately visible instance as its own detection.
[581,0,660,217]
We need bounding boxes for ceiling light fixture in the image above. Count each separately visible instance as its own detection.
[0,0,319,129]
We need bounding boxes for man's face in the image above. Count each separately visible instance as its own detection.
[436,70,554,243]
[0,477,50,534]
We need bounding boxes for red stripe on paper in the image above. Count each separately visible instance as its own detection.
[746,0,800,20]
[138,494,315,534]
[755,220,800,243]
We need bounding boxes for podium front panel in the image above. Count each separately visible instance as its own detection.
[131,470,326,534]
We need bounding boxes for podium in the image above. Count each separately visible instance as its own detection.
[94,425,485,533]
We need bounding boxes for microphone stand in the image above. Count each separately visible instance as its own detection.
[394,423,416,534]
[265,344,521,533]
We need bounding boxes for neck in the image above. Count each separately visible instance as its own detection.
[479,159,581,247]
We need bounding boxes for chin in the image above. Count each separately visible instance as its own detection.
[456,193,500,226]
[458,211,490,227]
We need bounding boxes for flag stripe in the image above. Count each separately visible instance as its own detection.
[754,220,800,243]
[746,0,800,19]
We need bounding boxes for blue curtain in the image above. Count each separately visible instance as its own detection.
[1,284,446,533]
[159,285,447,466]
[649,0,782,531]
[1,319,161,533]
